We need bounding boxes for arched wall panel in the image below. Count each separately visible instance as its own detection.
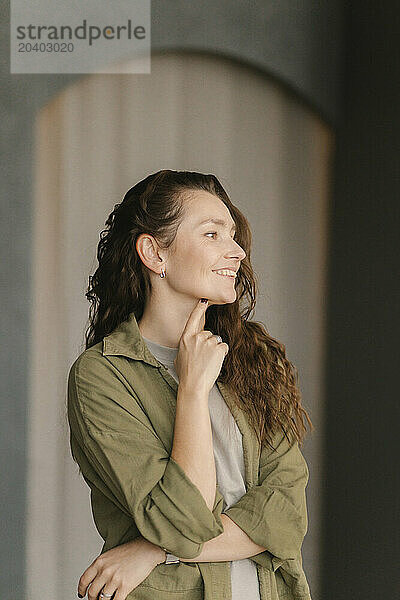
[27,51,333,599]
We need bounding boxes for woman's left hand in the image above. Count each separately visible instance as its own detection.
[77,536,165,600]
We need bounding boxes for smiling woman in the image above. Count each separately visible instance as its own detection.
[67,169,313,600]
[131,185,247,314]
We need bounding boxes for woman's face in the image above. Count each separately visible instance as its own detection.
[165,190,246,305]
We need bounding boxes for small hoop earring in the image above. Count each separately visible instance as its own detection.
[160,267,166,278]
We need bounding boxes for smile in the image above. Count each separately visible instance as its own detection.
[212,269,236,279]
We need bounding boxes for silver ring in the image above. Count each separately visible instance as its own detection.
[100,593,114,598]
[214,335,223,344]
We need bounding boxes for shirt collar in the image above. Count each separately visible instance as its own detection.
[102,310,160,367]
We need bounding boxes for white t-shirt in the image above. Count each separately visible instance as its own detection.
[143,335,261,600]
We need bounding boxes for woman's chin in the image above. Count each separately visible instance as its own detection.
[207,291,237,305]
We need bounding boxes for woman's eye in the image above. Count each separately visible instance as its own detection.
[205,232,236,240]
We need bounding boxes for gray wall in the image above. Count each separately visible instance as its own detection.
[321,3,400,599]
[1,2,344,599]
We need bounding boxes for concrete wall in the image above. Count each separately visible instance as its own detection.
[1,2,344,599]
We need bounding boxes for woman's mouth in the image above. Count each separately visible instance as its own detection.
[212,269,236,279]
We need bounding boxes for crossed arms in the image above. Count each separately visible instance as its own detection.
[68,354,309,577]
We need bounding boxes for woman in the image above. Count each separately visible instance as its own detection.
[67,169,314,600]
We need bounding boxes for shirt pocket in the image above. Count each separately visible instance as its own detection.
[127,561,204,596]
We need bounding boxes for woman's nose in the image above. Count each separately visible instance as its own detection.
[228,240,246,261]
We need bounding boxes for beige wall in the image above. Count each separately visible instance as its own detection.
[27,52,333,599]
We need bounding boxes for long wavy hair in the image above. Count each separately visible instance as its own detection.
[85,169,313,451]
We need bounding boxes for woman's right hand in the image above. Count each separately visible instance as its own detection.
[174,298,229,395]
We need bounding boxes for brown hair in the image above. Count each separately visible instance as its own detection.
[85,169,313,450]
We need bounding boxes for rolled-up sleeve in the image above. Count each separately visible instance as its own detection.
[222,426,310,578]
[67,354,224,559]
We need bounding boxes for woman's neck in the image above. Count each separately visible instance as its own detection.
[138,297,198,347]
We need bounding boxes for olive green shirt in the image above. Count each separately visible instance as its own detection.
[67,311,312,600]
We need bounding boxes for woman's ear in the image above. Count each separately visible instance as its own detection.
[136,233,166,274]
